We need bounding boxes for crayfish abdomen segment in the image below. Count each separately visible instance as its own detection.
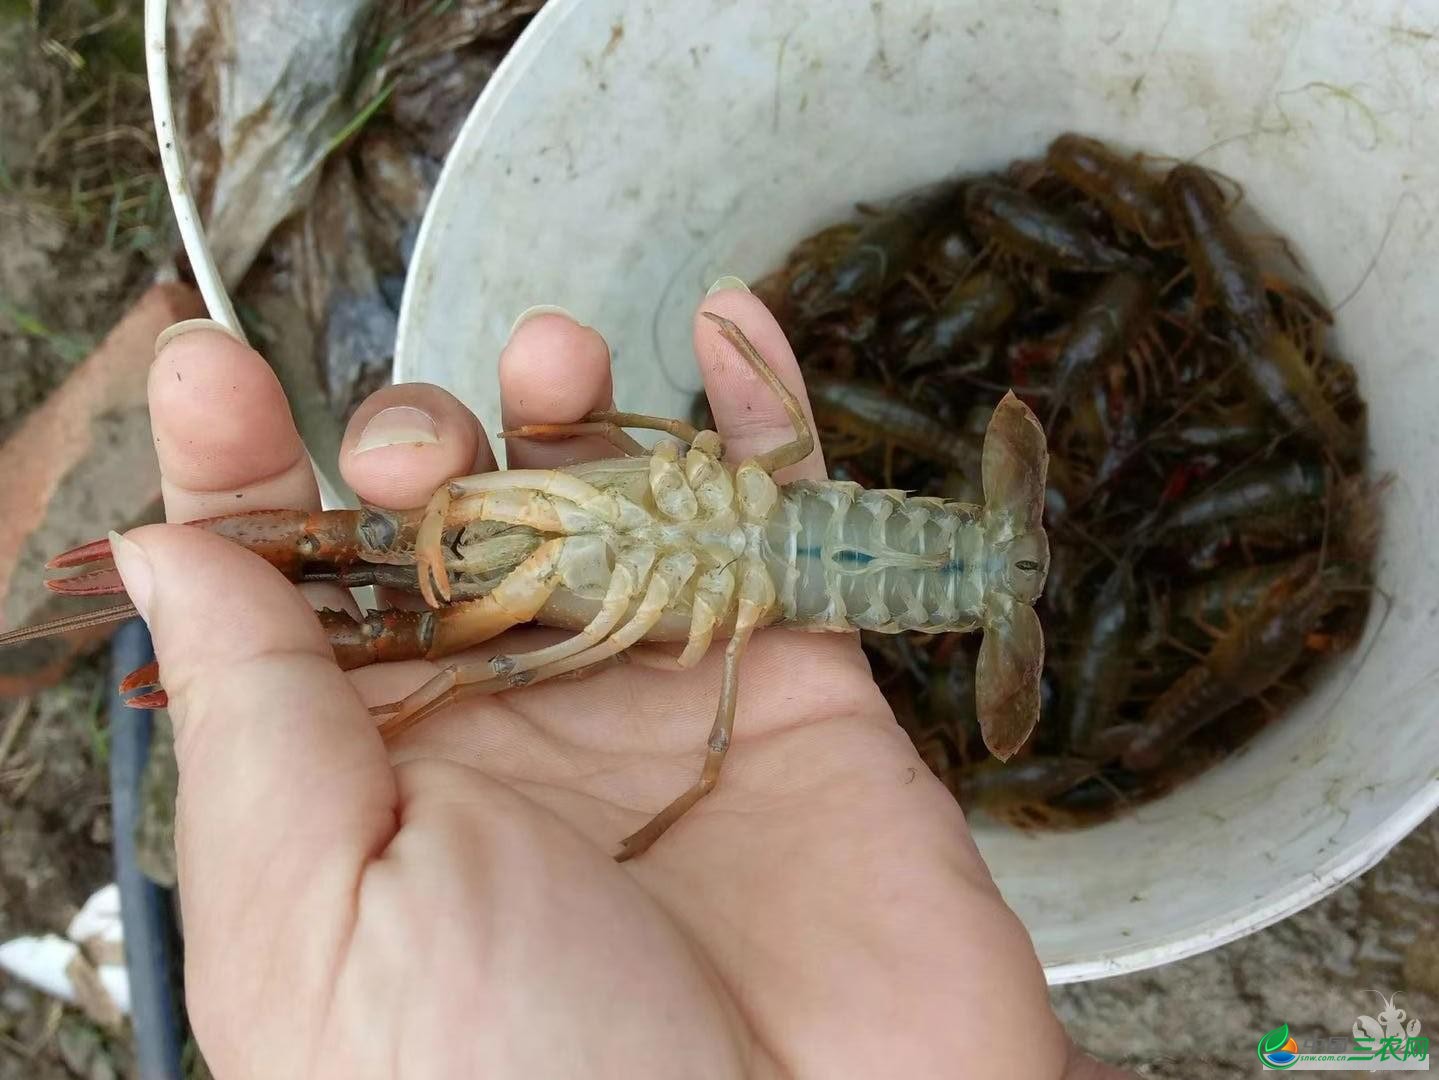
[767,483,987,633]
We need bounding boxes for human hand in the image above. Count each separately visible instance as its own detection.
[112,287,1115,1078]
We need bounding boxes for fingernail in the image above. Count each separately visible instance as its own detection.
[705,275,750,297]
[154,318,242,358]
[354,406,440,453]
[509,304,578,337]
[108,531,154,622]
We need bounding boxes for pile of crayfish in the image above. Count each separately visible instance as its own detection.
[729,132,1377,826]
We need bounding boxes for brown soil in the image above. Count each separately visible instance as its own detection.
[1,3,163,1076]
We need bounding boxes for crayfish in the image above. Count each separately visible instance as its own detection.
[2,315,1050,859]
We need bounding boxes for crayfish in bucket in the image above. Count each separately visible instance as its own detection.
[0,314,1051,860]
[745,132,1378,826]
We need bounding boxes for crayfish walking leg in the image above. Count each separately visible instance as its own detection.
[369,312,814,859]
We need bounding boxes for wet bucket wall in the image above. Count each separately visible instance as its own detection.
[396,0,1439,981]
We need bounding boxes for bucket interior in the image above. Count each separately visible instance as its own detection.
[398,0,1439,980]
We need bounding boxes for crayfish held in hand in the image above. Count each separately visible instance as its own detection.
[1,315,1051,859]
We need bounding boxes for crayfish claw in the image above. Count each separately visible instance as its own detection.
[45,567,126,597]
[46,536,114,570]
[124,689,170,710]
[43,535,127,596]
[119,660,161,695]
[119,661,168,710]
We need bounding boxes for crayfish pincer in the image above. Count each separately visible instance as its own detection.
[3,314,1050,859]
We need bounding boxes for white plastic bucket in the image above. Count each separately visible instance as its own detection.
[396,0,1439,983]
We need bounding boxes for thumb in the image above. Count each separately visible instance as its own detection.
[109,525,397,1023]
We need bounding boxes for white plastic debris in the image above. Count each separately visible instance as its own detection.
[0,883,130,1023]
[0,935,81,1003]
[67,882,124,956]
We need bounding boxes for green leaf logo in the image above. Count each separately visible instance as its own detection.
[1259,1025,1289,1052]
[1258,1024,1297,1069]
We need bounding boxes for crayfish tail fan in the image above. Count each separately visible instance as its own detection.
[975,391,1050,758]
[981,391,1049,539]
[975,602,1045,760]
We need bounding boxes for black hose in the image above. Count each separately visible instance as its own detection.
[109,619,184,1080]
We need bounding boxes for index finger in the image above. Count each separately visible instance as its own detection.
[149,322,321,521]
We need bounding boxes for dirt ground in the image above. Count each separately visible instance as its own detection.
[1,3,166,1076]
[1057,813,1439,1077]
[0,660,131,1080]
[1,4,1435,1079]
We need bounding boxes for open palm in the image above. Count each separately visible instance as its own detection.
[117,289,1097,1078]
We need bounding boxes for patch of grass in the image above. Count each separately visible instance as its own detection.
[323,80,399,159]
[358,0,458,83]
[83,664,109,767]
[0,296,94,361]
[321,0,460,164]
[233,299,272,346]
[14,0,172,262]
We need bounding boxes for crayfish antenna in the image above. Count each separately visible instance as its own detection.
[0,602,139,647]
